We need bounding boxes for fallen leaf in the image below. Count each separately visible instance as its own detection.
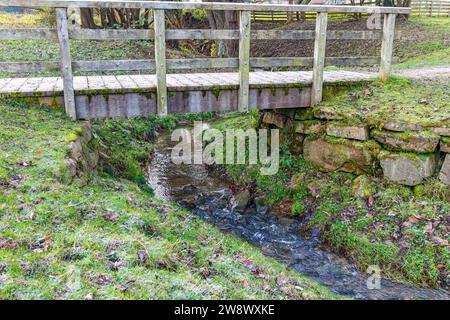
[277,272,286,286]
[103,214,119,222]
[408,215,424,224]
[424,222,434,234]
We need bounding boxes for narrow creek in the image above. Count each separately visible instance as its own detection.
[146,126,449,300]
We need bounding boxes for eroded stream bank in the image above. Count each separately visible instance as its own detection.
[146,128,449,300]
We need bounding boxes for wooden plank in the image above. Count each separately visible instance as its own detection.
[0,28,403,41]
[56,8,76,120]
[0,1,411,14]
[153,9,167,116]
[239,11,251,113]
[311,12,328,107]
[0,61,60,73]
[0,28,57,40]
[380,13,396,80]
[74,59,156,72]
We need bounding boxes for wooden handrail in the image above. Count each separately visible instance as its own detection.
[0,0,405,119]
[0,0,411,14]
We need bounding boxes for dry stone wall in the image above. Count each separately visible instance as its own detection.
[262,108,450,187]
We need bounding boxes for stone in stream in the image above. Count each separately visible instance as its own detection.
[380,152,438,186]
[303,136,374,175]
[230,189,251,212]
[371,130,439,153]
[439,154,450,186]
[326,122,369,141]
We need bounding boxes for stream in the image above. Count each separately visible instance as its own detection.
[146,126,449,300]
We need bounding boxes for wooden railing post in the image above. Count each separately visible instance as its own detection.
[238,10,251,113]
[56,8,76,120]
[380,13,396,80]
[311,12,328,107]
[154,9,168,116]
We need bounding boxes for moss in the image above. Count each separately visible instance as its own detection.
[0,99,337,300]
[66,133,79,143]
[210,86,222,100]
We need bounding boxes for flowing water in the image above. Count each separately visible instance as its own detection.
[146,128,449,300]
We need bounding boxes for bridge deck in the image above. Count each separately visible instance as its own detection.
[0,70,377,97]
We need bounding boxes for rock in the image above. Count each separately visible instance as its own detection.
[326,123,369,141]
[287,134,305,155]
[254,196,269,214]
[431,127,450,137]
[68,140,83,161]
[439,154,450,186]
[65,158,77,178]
[440,138,450,153]
[295,120,325,134]
[303,137,374,175]
[262,112,288,128]
[372,130,439,153]
[352,175,374,198]
[313,107,345,120]
[382,120,422,132]
[307,181,321,197]
[288,172,305,191]
[86,150,99,171]
[274,109,296,119]
[380,152,438,186]
[230,189,251,212]
[294,108,315,120]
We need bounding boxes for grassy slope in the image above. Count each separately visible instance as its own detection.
[0,99,336,300]
[217,80,449,289]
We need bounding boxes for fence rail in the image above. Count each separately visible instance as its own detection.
[0,1,408,120]
[411,0,450,16]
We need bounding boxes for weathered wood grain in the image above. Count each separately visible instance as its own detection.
[0,1,411,14]
[380,13,397,80]
[154,9,167,116]
[311,12,328,107]
[56,8,76,120]
[239,11,251,113]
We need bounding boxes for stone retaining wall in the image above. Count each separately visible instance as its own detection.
[262,109,450,187]
[58,122,99,182]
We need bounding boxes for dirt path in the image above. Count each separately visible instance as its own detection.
[394,65,450,80]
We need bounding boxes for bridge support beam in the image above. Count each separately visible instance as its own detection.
[238,10,251,113]
[56,8,76,120]
[380,13,396,80]
[154,9,168,116]
[311,12,328,107]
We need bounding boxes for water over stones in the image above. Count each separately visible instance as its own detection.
[146,129,449,299]
[303,136,373,175]
[380,152,438,186]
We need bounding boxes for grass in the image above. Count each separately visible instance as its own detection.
[317,77,450,129]
[0,98,337,299]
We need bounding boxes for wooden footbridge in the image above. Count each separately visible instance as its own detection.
[0,1,409,120]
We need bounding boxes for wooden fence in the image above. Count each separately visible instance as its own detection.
[0,1,409,120]
[411,0,450,16]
